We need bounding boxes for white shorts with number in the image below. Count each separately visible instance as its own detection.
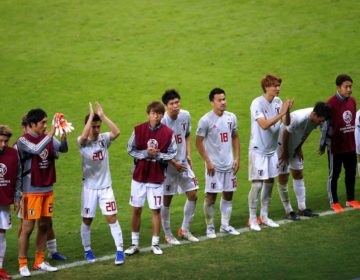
[0,205,12,230]
[248,150,279,181]
[163,168,199,195]
[129,180,163,210]
[205,170,237,193]
[279,155,304,174]
[81,186,118,218]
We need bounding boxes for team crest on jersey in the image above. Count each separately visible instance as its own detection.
[99,140,105,148]
[181,121,187,131]
[147,139,158,149]
[39,149,48,160]
[343,110,352,124]
[0,163,7,177]
[227,118,233,130]
[275,105,280,114]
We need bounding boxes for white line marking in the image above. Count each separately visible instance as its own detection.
[13,207,356,278]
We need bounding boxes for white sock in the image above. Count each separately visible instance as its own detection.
[220,198,232,228]
[203,200,215,226]
[161,206,172,236]
[277,183,293,213]
[131,232,140,246]
[0,232,5,268]
[152,235,160,246]
[248,182,262,220]
[46,239,57,255]
[261,182,274,219]
[109,220,123,251]
[182,200,196,232]
[81,222,91,251]
[293,179,306,210]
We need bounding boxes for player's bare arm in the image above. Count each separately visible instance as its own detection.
[256,100,291,130]
[96,101,120,141]
[281,98,294,125]
[196,135,215,176]
[185,133,193,168]
[169,159,187,172]
[231,131,240,174]
[79,103,94,145]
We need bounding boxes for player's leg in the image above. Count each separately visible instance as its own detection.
[81,186,97,261]
[46,220,67,261]
[148,184,163,255]
[0,206,12,280]
[178,171,199,242]
[100,187,124,264]
[125,180,146,256]
[327,151,343,211]
[343,152,360,208]
[34,192,57,272]
[248,180,262,231]
[259,153,280,228]
[204,192,217,238]
[260,178,279,228]
[278,165,298,220]
[219,171,239,235]
[18,218,35,277]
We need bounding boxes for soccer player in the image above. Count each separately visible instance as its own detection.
[16,115,67,261]
[125,101,177,255]
[17,108,68,277]
[320,74,360,212]
[355,109,360,176]
[277,102,331,220]
[78,102,124,265]
[0,125,21,280]
[161,89,199,244]
[248,73,292,231]
[196,88,240,238]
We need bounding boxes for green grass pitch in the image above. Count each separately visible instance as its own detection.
[1,0,360,279]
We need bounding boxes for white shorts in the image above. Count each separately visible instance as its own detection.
[0,205,12,230]
[205,170,237,193]
[129,180,163,210]
[163,168,199,196]
[81,186,118,218]
[248,151,279,180]
[279,154,304,174]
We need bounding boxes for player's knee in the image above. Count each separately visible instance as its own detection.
[106,215,117,224]
[38,221,50,233]
[82,217,93,226]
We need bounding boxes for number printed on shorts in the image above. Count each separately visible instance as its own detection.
[231,178,237,188]
[220,132,228,142]
[48,203,53,213]
[154,196,162,206]
[192,177,199,186]
[92,151,104,161]
[106,201,117,212]
[175,134,182,144]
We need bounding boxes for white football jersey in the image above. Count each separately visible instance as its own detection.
[279,108,318,156]
[249,95,282,155]
[355,110,360,154]
[78,132,112,190]
[196,110,238,171]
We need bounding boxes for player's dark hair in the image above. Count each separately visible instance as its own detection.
[313,102,332,120]
[26,109,47,128]
[0,125,12,138]
[85,113,101,124]
[147,101,165,115]
[209,88,225,101]
[162,89,181,105]
[336,74,353,86]
[261,73,282,93]
[21,115,28,127]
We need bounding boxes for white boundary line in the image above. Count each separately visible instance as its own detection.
[13,207,356,278]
